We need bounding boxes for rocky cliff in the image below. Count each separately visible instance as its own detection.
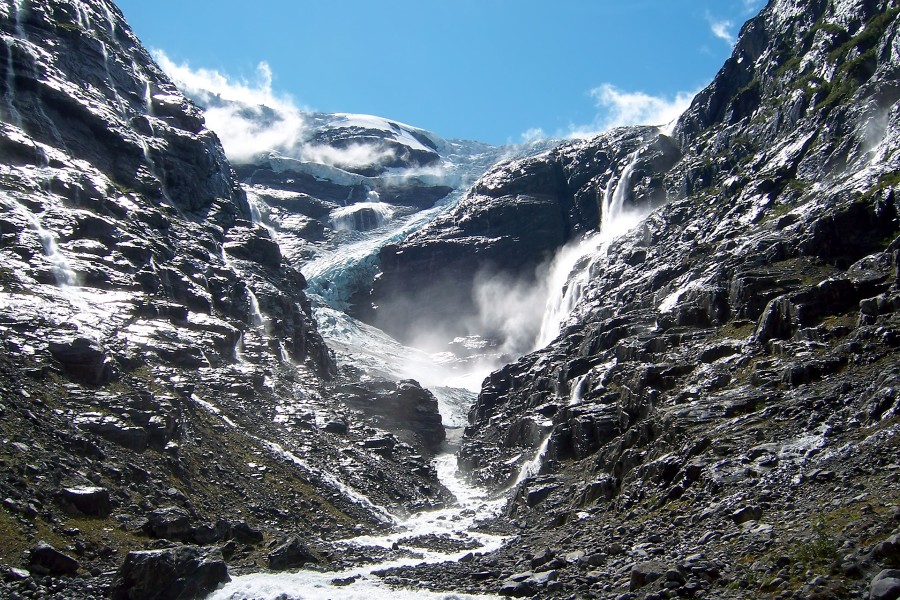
[1,0,900,598]
[373,0,900,597]
[0,1,451,597]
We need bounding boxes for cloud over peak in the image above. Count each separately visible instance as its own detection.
[153,51,308,163]
[707,16,736,45]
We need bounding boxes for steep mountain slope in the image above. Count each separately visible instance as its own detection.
[0,1,453,597]
[371,0,900,597]
[1,0,899,598]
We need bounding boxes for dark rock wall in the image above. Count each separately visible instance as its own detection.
[367,127,682,344]
[0,0,452,589]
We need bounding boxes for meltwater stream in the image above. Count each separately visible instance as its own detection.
[210,454,506,600]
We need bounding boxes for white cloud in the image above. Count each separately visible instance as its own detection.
[520,127,547,143]
[708,17,735,45]
[566,83,696,138]
[300,143,397,170]
[742,0,762,14]
[153,50,308,163]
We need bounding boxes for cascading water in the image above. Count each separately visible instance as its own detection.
[510,431,552,488]
[4,196,78,288]
[535,150,645,348]
[567,373,588,406]
[246,287,265,329]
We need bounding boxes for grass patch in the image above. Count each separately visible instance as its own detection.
[861,171,900,202]
[0,509,29,564]
[796,518,839,567]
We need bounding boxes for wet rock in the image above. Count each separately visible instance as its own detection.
[27,542,79,577]
[268,538,317,571]
[111,545,229,600]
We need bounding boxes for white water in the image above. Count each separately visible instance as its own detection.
[212,140,527,599]
[567,373,589,406]
[536,150,646,347]
[209,453,507,600]
[246,287,265,329]
[510,431,552,487]
[3,194,78,288]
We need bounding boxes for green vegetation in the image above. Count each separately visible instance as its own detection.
[52,19,81,33]
[796,518,839,567]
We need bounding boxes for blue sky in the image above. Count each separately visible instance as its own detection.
[116,0,765,146]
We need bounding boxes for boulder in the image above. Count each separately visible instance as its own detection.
[48,336,112,385]
[870,569,900,600]
[59,486,111,516]
[27,541,79,576]
[630,560,668,591]
[145,506,192,541]
[732,505,763,525]
[267,538,317,571]
[231,520,263,545]
[111,545,229,600]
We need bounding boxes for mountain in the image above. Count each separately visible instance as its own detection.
[371,0,900,597]
[0,1,462,597]
[0,0,898,599]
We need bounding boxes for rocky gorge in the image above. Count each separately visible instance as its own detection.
[0,0,898,599]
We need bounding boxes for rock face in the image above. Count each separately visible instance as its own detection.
[367,0,900,598]
[365,126,681,345]
[454,0,900,488]
[0,0,456,591]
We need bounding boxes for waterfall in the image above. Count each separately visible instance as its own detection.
[233,331,245,362]
[35,222,77,287]
[568,373,588,406]
[5,197,78,287]
[247,287,265,330]
[535,150,644,347]
[3,37,22,126]
[511,431,552,487]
